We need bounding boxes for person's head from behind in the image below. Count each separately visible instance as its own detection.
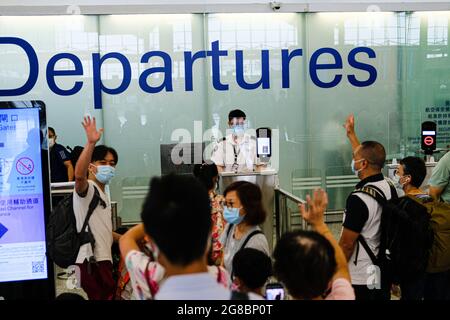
[352,141,386,180]
[87,145,118,185]
[141,174,212,270]
[193,162,219,193]
[232,248,272,296]
[394,156,426,191]
[273,230,337,300]
[48,127,56,148]
[223,181,266,226]
[55,292,85,300]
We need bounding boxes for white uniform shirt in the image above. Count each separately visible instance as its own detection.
[210,133,257,172]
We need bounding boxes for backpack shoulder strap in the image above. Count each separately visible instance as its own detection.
[352,185,387,206]
[351,184,387,266]
[385,179,398,201]
[240,230,264,251]
[357,235,379,266]
[79,185,105,258]
[80,186,102,233]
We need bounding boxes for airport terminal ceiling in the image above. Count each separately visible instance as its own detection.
[0,11,449,222]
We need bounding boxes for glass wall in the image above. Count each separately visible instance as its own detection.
[1,12,449,222]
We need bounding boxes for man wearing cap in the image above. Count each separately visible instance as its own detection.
[210,109,258,173]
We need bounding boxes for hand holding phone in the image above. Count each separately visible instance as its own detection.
[265,283,285,300]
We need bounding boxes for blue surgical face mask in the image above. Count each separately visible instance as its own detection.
[95,165,115,184]
[351,159,365,178]
[223,206,244,225]
[232,124,245,137]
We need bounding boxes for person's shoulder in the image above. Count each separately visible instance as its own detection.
[346,192,370,207]
[125,249,151,269]
[442,151,450,161]
[54,143,68,152]
[246,229,270,253]
[73,180,95,201]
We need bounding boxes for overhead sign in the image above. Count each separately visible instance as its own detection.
[0,37,378,109]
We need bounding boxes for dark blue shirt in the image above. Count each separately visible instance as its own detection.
[50,143,71,182]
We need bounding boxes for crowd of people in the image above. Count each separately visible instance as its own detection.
[52,114,450,301]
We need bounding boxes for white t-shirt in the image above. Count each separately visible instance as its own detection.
[210,134,257,172]
[73,180,113,264]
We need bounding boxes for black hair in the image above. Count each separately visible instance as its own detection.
[141,174,212,266]
[273,230,337,300]
[232,248,272,290]
[400,156,426,188]
[359,141,386,170]
[228,109,246,122]
[91,145,118,164]
[193,162,219,191]
[55,292,85,300]
[224,181,266,226]
[48,127,55,135]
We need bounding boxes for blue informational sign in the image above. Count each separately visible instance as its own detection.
[0,101,49,283]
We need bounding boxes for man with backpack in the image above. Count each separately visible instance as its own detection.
[73,116,122,300]
[390,156,434,299]
[395,155,450,300]
[339,115,396,300]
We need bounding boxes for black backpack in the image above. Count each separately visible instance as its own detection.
[353,181,433,285]
[46,186,106,268]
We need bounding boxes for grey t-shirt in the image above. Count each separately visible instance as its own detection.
[221,224,270,274]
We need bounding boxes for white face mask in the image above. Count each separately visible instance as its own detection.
[392,173,410,190]
[48,137,55,148]
[351,158,365,178]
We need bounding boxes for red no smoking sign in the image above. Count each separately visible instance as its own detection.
[16,157,34,175]
[424,136,434,146]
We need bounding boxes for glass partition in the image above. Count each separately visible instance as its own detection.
[1,11,449,222]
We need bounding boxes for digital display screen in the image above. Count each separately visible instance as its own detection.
[0,107,48,283]
[257,137,271,155]
[266,288,285,300]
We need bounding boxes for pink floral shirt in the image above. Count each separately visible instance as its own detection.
[210,192,227,266]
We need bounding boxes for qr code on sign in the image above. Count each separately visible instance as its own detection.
[32,261,45,274]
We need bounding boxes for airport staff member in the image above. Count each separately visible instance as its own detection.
[48,127,74,182]
[211,109,258,173]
